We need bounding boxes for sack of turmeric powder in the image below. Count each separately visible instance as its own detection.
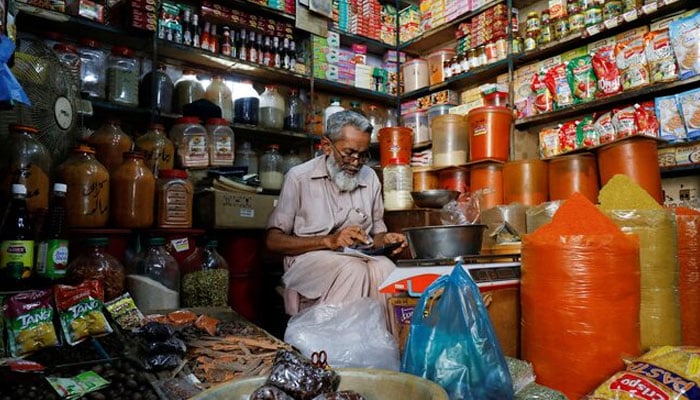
[587,346,700,400]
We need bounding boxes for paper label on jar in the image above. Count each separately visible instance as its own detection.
[211,135,234,163]
[170,238,190,253]
[0,240,35,279]
[181,134,208,167]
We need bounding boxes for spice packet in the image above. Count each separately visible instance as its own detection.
[4,289,60,357]
[669,12,700,80]
[539,127,560,158]
[644,28,679,83]
[544,63,575,110]
[592,44,623,96]
[567,55,598,103]
[634,102,660,138]
[46,370,110,400]
[612,106,637,138]
[531,72,554,114]
[576,115,599,148]
[104,292,145,330]
[655,95,687,141]
[615,32,651,90]
[594,111,617,144]
[55,280,113,346]
[558,120,579,153]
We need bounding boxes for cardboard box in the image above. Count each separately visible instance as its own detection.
[662,175,700,207]
[196,190,278,229]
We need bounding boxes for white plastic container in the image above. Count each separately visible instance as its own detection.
[170,116,209,168]
[205,118,235,167]
[401,111,430,146]
[323,98,345,132]
[402,59,429,93]
[259,85,285,129]
[383,163,414,210]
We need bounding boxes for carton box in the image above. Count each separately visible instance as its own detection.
[196,190,278,229]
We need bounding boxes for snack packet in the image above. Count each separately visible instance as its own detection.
[531,72,554,114]
[594,111,617,144]
[544,63,575,109]
[104,292,144,330]
[558,120,579,153]
[634,101,659,138]
[592,44,623,96]
[644,28,679,83]
[612,106,637,138]
[55,280,113,346]
[615,32,651,90]
[655,95,687,141]
[576,115,599,148]
[539,127,560,158]
[567,55,598,103]
[669,12,700,80]
[4,289,60,357]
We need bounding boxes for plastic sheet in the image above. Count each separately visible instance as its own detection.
[675,209,700,346]
[481,204,527,248]
[524,201,562,233]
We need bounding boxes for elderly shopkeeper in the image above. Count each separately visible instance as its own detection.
[265,110,408,316]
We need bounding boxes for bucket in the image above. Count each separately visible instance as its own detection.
[503,159,548,206]
[378,127,413,167]
[468,106,513,162]
[548,153,599,203]
[470,162,504,210]
[432,114,468,167]
[413,167,439,191]
[439,167,469,193]
[220,233,265,323]
[597,137,663,203]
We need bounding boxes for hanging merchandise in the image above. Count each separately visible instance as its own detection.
[36,183,69,281]
[57,145,110,228]
[77,38,107,100]
[259,144,284,190]
[258,85,285,129]
[66,237,126,301]
[87,119,133,174]
[110,151,155,229]
[173,69,205,113]
[205,118,235,167]
[170,117,209,168]
[205,75,233,121]
[283,88,307,132]
[139,63,174,113]
[127,237,180,310]
[0,184,35,289]
[156,169,193,228]
[134,123,175,176]
[106,46,139,106]
[323,98,345,132]
[234,141,258,174]
[181,240,229,307]
[233,80,260,125]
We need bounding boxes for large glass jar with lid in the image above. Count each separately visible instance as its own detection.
[234,141,258,174]
[139,63,174,114]
[259,144,284,190]
[56,145,110,228]
[53,43,81,90]
[110,151,155,229]
[205,118,235,167]
[258,85,285,129]
[127,237,180,310]
[173,70,204,113]
[233,80,260,125]
[367,105,386,143]
[283,89,306,132]
[181,240,229,307]
[134,123,175,176]
[106,46,139,106]
[0,124,51,216]
[87,118,133,174]
[204,75,233,122]
[170,117,209,168]
[382,163,413,211]
[282,149,303,174]
[77,38,107,99]
[66,237,125,300]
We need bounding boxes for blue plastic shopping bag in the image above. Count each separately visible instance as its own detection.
[400,261,513,400]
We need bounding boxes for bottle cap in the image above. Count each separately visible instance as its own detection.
[159,169,189,179]
[12,184,27,194]
[53,183,68,192]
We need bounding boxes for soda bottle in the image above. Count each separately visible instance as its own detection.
[0,184,35,289]
[35,183,69,281]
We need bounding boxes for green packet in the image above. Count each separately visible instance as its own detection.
[46,370,110,400]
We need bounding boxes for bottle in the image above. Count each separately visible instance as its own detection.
[182,9,192,46]
[234,141,259,174]
[257,34,265,65]
[173,70,204,113]
[230,29,238,59]
[36,183,69,281]
[87,119,133,174]
[156,169,193,228]
[201,21,211,51]
[57,145,110,228]
[204,75,233,121]
[382,163,413,210]
[181,240,229,307]
[367,105,386,143]
[206,118,235,166]
[139,63,174,113]
[258,85,285,129]
[192,14,201,47]
[170,116,209,168]
[284,88,306,132]
[282,37,290,69]
[66,237,125,300]
[106,46,139,106]
[259,144,284,190]
[288,40,297,70]
[323,98,345,132]
[221,26,232,56]
[233,80,260,125]
[127,237,180,309]
[110,151,155,228]
[239,29,247,61]
[283,149,303,174]
[263,36,272,66]
[539,9,553,45]
[208,24,218,54]
[272,36,281,68]
[349,100,365,116]
[0,184,35,289]
[248,32,258,62]
[134,123,175,176]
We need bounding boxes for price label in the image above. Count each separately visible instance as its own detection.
[586,24,602,37]
[642,2,658,15]
[604,17,620,30]
[622,9,638,22]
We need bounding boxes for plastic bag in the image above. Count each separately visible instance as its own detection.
[401,261,513,400]
[265,349,340,400]
[284,298,399,371]
[0,35,30,105]
[440,190,488,225]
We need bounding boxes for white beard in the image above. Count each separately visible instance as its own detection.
[326,156,360,192]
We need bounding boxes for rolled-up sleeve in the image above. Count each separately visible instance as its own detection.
[266,171,300,234]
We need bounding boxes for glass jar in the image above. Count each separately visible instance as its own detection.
[259,85,285,129]
[170,116,209,168]
[431,114,468,167]
[584,3,603,27]
[259,144,284,190]
[234,141,258,174]
[77,38,107,99]
[539,9,553,45]
[87,119,133,174]
[283,149,303,174]
[139,63,174,114]
[526,11,541,32]
[233,80,260,125]
[134,123,175,176]
[553,16,570,40]
[382,163,413,211]
[53,43,81,90]
[127,237,180,310]
[468,48,480,69]
[181,240,229,307]
[173,70,204,113]
[66,237,125,301]
[110,151,155,229]
[57,145,110,228]
[367,105,386,144]
[205,118,235,167]
[568,0,585,34]
[0,124,51,216]
[477,45,487,67]
[106,46,139,106]
[603,0,622,20]
[524,31,538,52]
[156,169,193,228]
[284,88,306,132]
[205,75,233,121]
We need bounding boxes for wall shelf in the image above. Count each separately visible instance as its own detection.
[314,78,398,105]
[330,27,395,55]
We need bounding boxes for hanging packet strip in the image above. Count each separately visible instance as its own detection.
[46,371,110,400]
[55,280,113,346]
[0,35,31,105]
[4,289,60,357]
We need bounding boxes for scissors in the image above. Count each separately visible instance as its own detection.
[311,350,328,369]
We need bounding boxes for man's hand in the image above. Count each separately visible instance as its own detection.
[325,225,370,250]
[379,232,408,256]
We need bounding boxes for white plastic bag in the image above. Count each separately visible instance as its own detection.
[284,298,400,371]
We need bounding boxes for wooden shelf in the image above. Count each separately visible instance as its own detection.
[330,27,395,55]
[398,0,504,54]
[515,75,700,129]
[661,163,700,176]
[217,0,295,21]
[314,78,398,105]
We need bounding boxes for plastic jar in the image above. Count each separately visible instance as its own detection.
[402,59,429,92]
[181,240,229,307]
[548,152,599,203]
[156,169,193,228]
[378,127,413,167]
[597,137,662,203]
[205,118,235,166]
[427,48,456,85]
[66,237,125,300]
[77,38,107,99]
[2,124,51,215]
[110,151,155,228]
[259,85,285,129]
[54,43,81,87]
[427,104,455,128]
[57,145,110,228]
[234,141,259,174]
[470,162,504,210]
[135,123,175,176]
[367,105,386,143]
[383,163,414,211]
[139,63,174,113]
[205,75,233,122]
[106,46,139,106]
[259,144,284,190]
[431,114,468,167]
[413,166,439,191]
[173,70,204,113]
[401,111,430,145]
[503,159,548,207]
[323,98,345,132]
[170,116,209,168]
[233,80,260,125]
[127,237,180,310]
[467,106,513,162]
[87,119,133,174]
[439,167,469,193]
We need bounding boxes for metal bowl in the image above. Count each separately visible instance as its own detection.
[410,190,460,208]
[403,224,486,259]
